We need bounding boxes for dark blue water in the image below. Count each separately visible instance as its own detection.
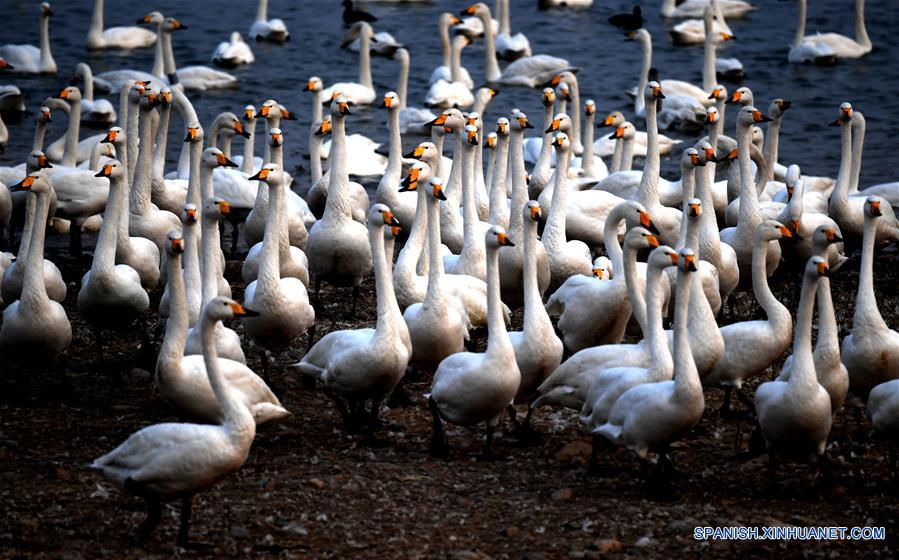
[2,0,897,190]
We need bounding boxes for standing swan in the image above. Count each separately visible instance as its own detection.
[0,3,56,74]
[87,0,156,50]
[249,0,290,42]
[92,297,259,547]
[0,172,71,363]
[429,225,520,457]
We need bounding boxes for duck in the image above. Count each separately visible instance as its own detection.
[292,204,411,429]
[840,197,899,399]
[91,297,259,548]
[72,63,116,124]
[428,225,520,457]
[391,48,437,135]
[462,3,572,88]
[425,35,475,110]
[375,92,417,228]
[212,32,254,68]
[755,256,833,484]
[596,249,706,491]
[0,172,71,363]
[429,13,474,88]
[0,3,56,74]
[241,164,316,373]
[402,178,470,373]
[249,0,289,42]
[86,0,156,49]
[321,22,377,106]
[306,98,372,309]
[77,161,150,336]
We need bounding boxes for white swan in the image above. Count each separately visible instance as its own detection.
[93,13,165,93]
[212,31,254,68]
[86,0,156,50]
[443,125,488,280]
[662,0,753,19]
[391,48,436,135]
[463,3,572,88]
[91,297,259,547]
[670,0,733,45]
[795,0,871,61]
[321,22,377,106]
[428,225,520,457]
[73,63,116,124]
[0,172,71,363]
[0,3,56,74]
[429,13,474,89]
[426,35,475,110]
[494,0,531,61]
[161,17,237,91]
[375,92,417,228]
[44,86,104,166]
[249,0,289,42]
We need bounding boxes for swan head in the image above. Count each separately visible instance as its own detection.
[464,124,479,145]
[650,245,680,269]
[206,297,260,322]
[685,148,706,169]
[166,230,184,255]
[625,227,660,251]
[242,105,256,122]
[556,82,571,102]
[785,164,802,194]
[341,22,375,49]
[202,147,238,170]
[138,12,164,25]
[441,13,463,28]
[865,196,885,218]
[461,3,489,18]
[370,203,402,230]
[771,99,791,117]
[128,82,147,105]
[0,58,13,70]
[592,256,613,280]
[101,126,124,145]
[813,225,843,247]
[28,150,52,170]
[476,87,498,105]
[830,102,853,126]
[624,29,649,44]
[56,86,82,103]
[584,100,596,117]
[269,128,283,147]
[686,198,702,219]
[704,107,719,126]
[331,96,352,117]
[404,142,437,164]
[738,106,772,127]
[694,141,717,164]
[525,200,542,223]
[727,87,752,106]
[399,162,429,192]
[94,160,124,180]
[598,110,623,129]
[756,220,793,243]
[514,113,534,131]
[551,131,570,151]
[304,77,324,93]
[158,87,173,106]
[485,132,497,149]
[678,248,698,272]
[428,177,448,201]
[314,116,332,137]
[248,163,283,185]
[541,88,555,107]
[452,34,472,51]
[41,3,53,17]
[495,117,510,136]
[140,87,161,108]
[546,113,571,134]
[9,172,51,194]
[38,106,51,122]
[382,91,399,111]
[808,256,830,279]
[228,115,250,138]
[708,84,727,101]
[486,225,515,249]
[204,198,231,219]
[608,121,632,141]
[184,122,203,143]
[164,17,188,32]
[644,81,665,101]
[181,204,198,226]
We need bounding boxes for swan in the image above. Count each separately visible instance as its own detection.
[595,111,679,160]
[321,22,377,106]
[391,48,436,135]
[510,201,564,408]
[596,249,706,490]
[241,131,309,287]
[755,256,832,482]
[779,226,849,415]
[546,72,587,156]
[91,297,259,547]
[0,60,25,112]
[241,164,315,373]
[249,0,289,42]
[545,201,656,353]
[428,225,520,457]
[592,124,640,196]
[292,204,411,428]
[307,98,372,307]
[703,221,794,409]
[420,110,466,252]
[426,35,475,110]
[212,32,254,68]
[443,125,488,280]
[160,17,237,91]
[429,13,474,88]
[0,172,71,363]
[44,86,105,167]
[462,3,572,88]
[580,245,679,434]
[86,0,156,50]
[486,118,511,229]
[145,88,190,217]
[777,171,845,269]
[92,13,165,93]
[786,0,837,64]
[77,160,150,336]
[494,0,531,61]
[796,0,871,60]
[670,0,733,45]
[840,197,899,399]
[160,205,202,323]
[662,0,753,19]
[72,63,116,124]
[466,112,491,221]
[375,92,417,228]
[523,87,554,184]
[0,3,56,74]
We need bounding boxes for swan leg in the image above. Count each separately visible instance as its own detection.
[506,405,521,430]
[736,422,765,461]
[588,434,616,476]
[813,452,833,489]
[477,423,496,461]
[350,285,360,317]
[176,495,209,549]
[124,478,160,543]
[69,224,83,259]
[323,385,353,429]
[428,396,448,457]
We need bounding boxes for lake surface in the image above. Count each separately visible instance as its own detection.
[2,0,897,192]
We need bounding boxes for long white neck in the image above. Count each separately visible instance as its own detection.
[703,28,717,94]
[673,265,702,401]
[130,103,155,215]
[358,32,373,90]
[126,98,140,183]
[485,241,512,357]
[16,186,36,263]
[160,249,188,363]
[200,184,221,304]
[751,233,786,320]
[507,128,528,238]
[310,89,322,125]
[88,0,103,40]
[31,116,48,153]
[309,128,323,183]
[794,0,807,48]
[542,145,570,252]
[624,240,647,333]
[161,22,176,80]
[830,118,853,211]
[257,178,282,290]
[645,261,674,376]
[423,190,445,304]
[432,129,445,178]
[241,119,257,175]
[62,99,82,168]
[324,114,353,220]
[77,64,95,101]
[260,114,279,164]
[200,311,256,437]
[485,145,496,198]
[21,188,50,307]
[450,41,464,83]
[395,179,428,282]
[396,52,409,109]
[676,165,695,248]
[370,221,403,337]
[855,0,871,50]
[478,9,502,82]
[148,19,164,77]
[581,111,595,176]
[185,140,203,208]
[488,134,510,228]
[764,114,783,185]
[256,0,268,22]
[567,79,583,154]
[849,112,865,194]
[458,141,480,258]
[735,121,762,239]
[39,13,55,73]
[530,103,555,191]
[637,96,661,206]
[384,108,402,184]
[620,133,635,171]
[610,132,623,173]
[439,18,452,68]
[855,213,888,329]
[694,163,722,263]
[153,102,172,181]
[790,267,820,386]
[603,205,628,273]
[184,223,201,326]
[498,0,509,34]
[522,215,548,334]
[635,35,651,116]
[444,130,464,206]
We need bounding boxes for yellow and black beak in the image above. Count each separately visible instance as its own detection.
[668,251,680,265]
[608,126,625,140]
[405,145,426,159]
[776,99,792,112]
[432,184,447,201]
[314,119,332,136]
[817,261,830,277]
[726,91,742,105]
[461,5,477,16]
[704,148,718,163]
[789,219,801,236]
[0,60,14,70]
[752,110,772,123]
[94,164,113,178]
[303,79,316,92]
[337,101,352,115]
[529,205,542,221]
[216,153,238,168]
[720,32,734,41]
[542,90,554,107]
[705,111,718,124]
[427,114,449,128]
[248,168,271,181]
[545,118,561,133]
[382,96,393,109]
[683,253,698,271]
[497,232,514,247]
[869,200,882,216]
[467,130,479,145]
[229,302,260,317]
[244,108,255,120]
[234,121,250,139]
[281,107,296,121]
[36,154,52,169]
[10,175,36,192]
[689,152,704,167]
[58,88,69,100]
[171,237,184,254]
[646,234,660,248]
[255,105,270,119]
[217,200,231,215]
[184,207,198,223]
[688,202,701,217]
[778,225,794,238]
[170,18,187,30]
[518,116,534,129]
[725,149,739,161]
[102,129,117,143]
[271,131,282,145]
[399,169,420,192]
[382,210,401,228]
[651,86,665,99]
[485,135,497,149]
[40,108,51,121]
[184,127,199,142]
[138,14,154,24]
[708,87,722,100]
[825,229,843,243]
[600,114,615,128]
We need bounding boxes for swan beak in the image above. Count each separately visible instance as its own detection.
[184,127,199,142]
[720,32,734,41]
[171,238,184,254]
[230,302,260,317]
[752,111,772,123]
[485,135,496,149]
[668,252,680,265]
[530,205,542,221]
[381,96,393,109]
[234,122,250,139]
[383,211,401,228]
[41,108,51,121]
[255,105,270,119]
[467,132,479,145]
[315,120,332,136]
[610,126,626,140]
[689,153,705,167]
[244,108,255,120]
[778,225,794,238]
[217,154,238,168]
[593,268,606,279]
[545,119,561,133]
[399,169,419,191]
[303,79,316,92]
[138,14,154,24]
[10,175,36,191]
[271,132,282,145]
[541,90,555,107]
[426,114,448,128]
[707,88,719,100]
[683,254,698,272]
[0,60,14,70]
[433,185,448,201]
[405,145,426,159]
[868,199,882,216]
[705,149,718,163]
[248,168,270,181]
[598,115,614,128]
[826,229,843,243]
[43,5,53,16]
[184,208,198,223]
[171,19,188,30]
[646,234,660,248]
[520,117,534,129]
[828,118,843,127]
[776,99,792,111]
[37,154,52,169]
[461,5,477,16]
[217,200,231,215]
[338,102,352,115]
[625,31,637,41]
[102,130,117,143]
[817,261,830,277]
[726,91,742,104]
[688,203,701,217]
[653,88,665,100]
[94,164,113,178]
[725,149,739,161]
[58,88,69,100]
[497,232,514,247]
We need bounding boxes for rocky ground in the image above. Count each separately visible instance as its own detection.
[1,237,898,559]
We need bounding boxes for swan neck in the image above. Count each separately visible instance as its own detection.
[736,121,762,235]
[424,190,445,302]
[850,114,865,193]
[751,235,784,318]
[439,17,452,68]
[184,222,202,326]
[160,250,188,362]
[310,89,322,125]
[359,33,373,90]
[397,56,409,109]
[673,266,702,399]
[694,165,721,261]
[241,119,257,175]
[856,214,887,329]
[89,0,103,38]
[764,117,781,184]
[581,111,595,175]
[703,26,716,93]
[78,64,95,101]
[831,120,853,204]
[568,79,582,152]
[645,262,672,371]
[603,205,626,273]
[40,11,55,73]
[459,142,480,250]
[543,146,570,251]
[396,182,428,281]
[62,99,82,168]
[815,278,838,352]
[151,20,165,77]
[522,219,544,328]
[791,268,819,379]
[488,134,510,228]
[610,132,623,173]
[499,0,510,34]
[794,0,807,48]
[623,240,646,332]
[258,179,282,288]
[126,100,140,182]
[855,0,871,49]
[153,102,171,180]
[450,40,464,83]
[370,221,402,335]
[323,115,353,219]
[386,108,402,177]
[256,0,268,22]
[22,189,49,305]
[309,129,322,183]
[130,103,155,214]
[677,166,696,249]
[185,140,203,208]
[479,9,502,82]
[637,97,660,206]
[485,243,512,356]
[635,36,651,115]
[199,313,256,436]
[508,128,528,237]
[32,118,48,153]
[161,22,176,79]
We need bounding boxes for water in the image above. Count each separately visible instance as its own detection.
[2,0,897,192]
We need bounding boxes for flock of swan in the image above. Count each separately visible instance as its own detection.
[1,0,897,548]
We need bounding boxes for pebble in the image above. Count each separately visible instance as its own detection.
[230,526,249,538]
[593,538,621,553]
[552,488,574,501]
[309,478,325,489]
[500,526,519,539]
[635,536,654,547]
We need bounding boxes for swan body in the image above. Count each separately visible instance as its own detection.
[249,0,289,42]
[0,3,56,74]
[792,0,871,62]
[429,13,474,88]
[662,0,753,19]
[321,23,377,105]
[495,0,531,61]
[87,0,156,50]
[212,32,254,68]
